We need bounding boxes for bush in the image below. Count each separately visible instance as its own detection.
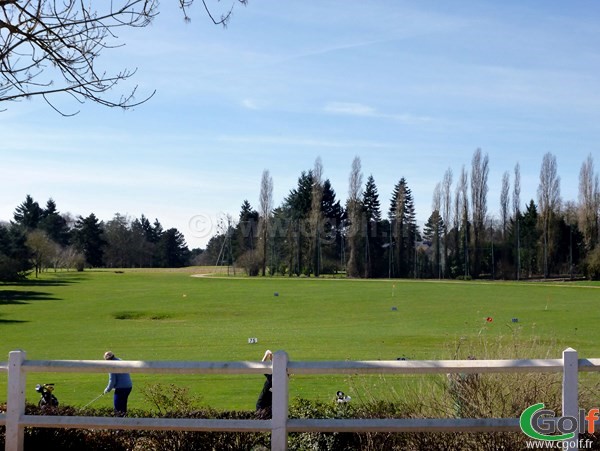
[0,253,30,281]
[236,250,261,277]
[583,246,600,280]
[2,384,599,451]
[0,403,269,451]
[320,258,341,275]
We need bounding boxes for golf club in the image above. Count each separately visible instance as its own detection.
[82,392,104,409]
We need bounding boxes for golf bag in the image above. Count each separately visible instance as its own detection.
[35,383,59,408]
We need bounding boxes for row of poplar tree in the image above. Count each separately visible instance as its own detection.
[202,151,600,280]
[0,196,194,281]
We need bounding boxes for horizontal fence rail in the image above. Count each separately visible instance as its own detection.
[1,349,599,451]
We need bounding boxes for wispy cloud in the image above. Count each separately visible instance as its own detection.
[324,102,431,124]
[324,102,377,117]
[278,37,398,64]
[241,98,260,110]
[217,134,394,149]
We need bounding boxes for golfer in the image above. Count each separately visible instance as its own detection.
[103,351,133,416]
[255,349,273,419]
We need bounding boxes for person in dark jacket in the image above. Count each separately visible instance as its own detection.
[256,349,273,419]
[103,351,133,416]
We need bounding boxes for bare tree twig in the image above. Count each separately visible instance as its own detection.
[1,0,246,114]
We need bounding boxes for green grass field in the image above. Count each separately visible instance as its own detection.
[1,268,599,411]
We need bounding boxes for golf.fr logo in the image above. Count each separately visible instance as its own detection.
[520,403,599,441]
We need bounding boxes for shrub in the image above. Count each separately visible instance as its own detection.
[236,250,261,277]
[583,246,600,280]
[320,258,341,275]
[141,383,200,416]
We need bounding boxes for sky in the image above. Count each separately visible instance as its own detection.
[2,0,600,249]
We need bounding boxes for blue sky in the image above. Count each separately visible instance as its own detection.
[2,0,599,248]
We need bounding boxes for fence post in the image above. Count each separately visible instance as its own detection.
[6,350,26,451]
[271,351,289,451]
[562,347,579,451]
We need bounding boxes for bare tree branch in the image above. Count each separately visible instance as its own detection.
[1,0,246,114]
[537,152,561,278]
[470,148,489,277]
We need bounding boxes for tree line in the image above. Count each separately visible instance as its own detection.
[2,150,599,281]
[203,151,600,280]
[0,196,195,281]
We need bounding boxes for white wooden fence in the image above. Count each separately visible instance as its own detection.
[1,348,599,451]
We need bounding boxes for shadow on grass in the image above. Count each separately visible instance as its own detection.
[0,282,65,323]
[0,313,27,323]
[0,290,61,305]
[0,275,82,306]
[10,276,82,287]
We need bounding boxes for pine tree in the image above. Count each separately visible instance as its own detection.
[284,171,314,275]
[39,198,70,246]
[423,210,444,278]
[520,200,540,277]
[0,223,31,281]
[237,199,259,256]
[156,228,190,268]
[389,178,417,277]
[320,179,344,273]
[13,195,43,230]
[72,213,106,267]
[362,175,383,277]
[131,216,155,267]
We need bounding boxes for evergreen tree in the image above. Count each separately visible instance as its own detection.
[234,200,260,274]
[155,228,190,267]
[423,210,444,278]
[388,178,417,277]
[130,217,155,267]
[138,215,159,243]
[283,171,314,275]
[520,200,540,277]
[362,175,384,277]
[270,206,289,275]
[0,223,31,281]
[201,233,227,266]
[556,210,584,277]
[363,175,382,222]
[72,213,106,267]
[152,219,164,242]
[276,175,343,276]
[286,171,313,219]
[39,198,70,246]
[320,179,344,274]
[236,200,259,256]
[13,195,43,230]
